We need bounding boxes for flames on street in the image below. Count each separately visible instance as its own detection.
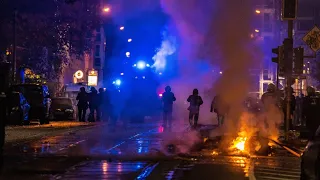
[232,136,247,152]
[229,130,250,154]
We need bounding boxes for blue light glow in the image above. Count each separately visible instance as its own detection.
[128,38,132,42]
[113,79,121,86]
[115,79,121,85]
[137,61,146,69]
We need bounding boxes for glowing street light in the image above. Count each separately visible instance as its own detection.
[113,79,121,86]
[128,38,132,42]
[137,61,146,69]
[219,71,223,74]
[126,52,130,57]
[255,29,260,33]
[103,7,110,12]
[120,72,124,76]
[255,10,261,14]
[120,26,124,30]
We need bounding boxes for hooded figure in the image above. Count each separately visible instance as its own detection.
[162,86,176,128]
[187,89,203,128]
[76,87,88,122]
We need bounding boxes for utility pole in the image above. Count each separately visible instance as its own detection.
[271,0,298,140]
[12,10,17,84]
[282,0,297,141]
[285,20,294,141]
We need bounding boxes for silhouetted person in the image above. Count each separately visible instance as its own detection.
[76,87,88,122]
[187,89,203,128]
[162,86,176,128]
[88,87,100,122]
[303,86,320,140]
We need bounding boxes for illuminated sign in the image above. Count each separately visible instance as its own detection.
[88,70,98,86]
[74,70,84,79]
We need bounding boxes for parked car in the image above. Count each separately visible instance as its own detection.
[10,84,51,124]
[300,126,320,180]
[6,92,30,125]
[50,97,75,120]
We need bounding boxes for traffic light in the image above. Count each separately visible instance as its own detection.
[282,0,297,20]
[293,47,304,75]
[272,46,284,64]
[272,46,285,76]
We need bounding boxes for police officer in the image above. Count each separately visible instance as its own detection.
[162,86,176,128]
[302,86,320,140]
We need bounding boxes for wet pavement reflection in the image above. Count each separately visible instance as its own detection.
[1,122,302,180]
[53,161,148,180]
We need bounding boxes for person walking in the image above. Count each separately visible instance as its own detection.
[187,89,203,129]
[162,86,176,128]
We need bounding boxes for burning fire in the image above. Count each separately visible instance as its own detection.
[231,136,247,152]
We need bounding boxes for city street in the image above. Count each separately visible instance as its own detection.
[1,120,301,180]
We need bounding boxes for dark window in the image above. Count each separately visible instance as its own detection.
[96,33,101,41]
[95,45,100,57]
[94,58,101,67]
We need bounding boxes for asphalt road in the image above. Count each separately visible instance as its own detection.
[1,121,302,180]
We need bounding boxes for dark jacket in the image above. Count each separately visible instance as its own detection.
[76,92,88,108]
[211,95,228,115]
[162,91,176,112]
[88,91,99,108]
[187,95,203,114]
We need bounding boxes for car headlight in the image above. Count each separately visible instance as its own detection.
[11,106,19,111]
[65,109,73,113]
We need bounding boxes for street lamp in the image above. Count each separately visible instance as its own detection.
[120,26,124,31]
[255,10,261,14]
[255,29,259,33]
[103,7,110,13]
[128,38,132,42]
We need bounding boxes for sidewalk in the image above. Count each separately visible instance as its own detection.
[5,121,101,144]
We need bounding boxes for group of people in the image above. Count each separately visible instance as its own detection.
[161,85,229,129]
[76,87,112,122]
[259,83,320,139]
[160,84,320,139]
